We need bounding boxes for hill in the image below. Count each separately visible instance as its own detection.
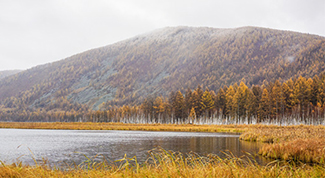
[0,26,324,114]
[0,70,22,79]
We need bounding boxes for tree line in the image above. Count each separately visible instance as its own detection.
[97,74,325,125]
[2,74,325,125]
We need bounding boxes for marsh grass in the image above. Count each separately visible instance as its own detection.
[239,124,325,143]
[0,122,249,133]
[240,125,325,164]
[259,138,325,164]
[1,148,325,178]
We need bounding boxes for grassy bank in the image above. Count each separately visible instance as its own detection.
[1,148,325,178]
[239,125,325,164]
[0,122,248,133]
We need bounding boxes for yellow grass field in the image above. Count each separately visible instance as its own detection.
[0,122,248,133]
[1,122,325,177]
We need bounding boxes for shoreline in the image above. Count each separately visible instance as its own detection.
[1,122,325,177]
[0,122,248,133]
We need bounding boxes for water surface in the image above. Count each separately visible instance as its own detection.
[0,129,266,166]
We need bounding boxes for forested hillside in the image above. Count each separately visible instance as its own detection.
[0,70,22,79]
[0,26,324,122]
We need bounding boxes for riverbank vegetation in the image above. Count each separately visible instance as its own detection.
[0,122,247,132]
[240,124,325,164]
[1,148,325,178]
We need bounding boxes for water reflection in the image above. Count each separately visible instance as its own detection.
[0,129,268,166]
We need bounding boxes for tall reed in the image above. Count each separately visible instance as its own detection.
[1,148,325,178]
[240,125,325,164]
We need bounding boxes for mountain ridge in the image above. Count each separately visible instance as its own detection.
[0,26,324,112]
[0,70,22,79]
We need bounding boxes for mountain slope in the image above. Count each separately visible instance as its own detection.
[0,70,22,79]
[0,26,324,111]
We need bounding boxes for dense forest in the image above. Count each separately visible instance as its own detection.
[0,26,324,123]
[1,74,325,125]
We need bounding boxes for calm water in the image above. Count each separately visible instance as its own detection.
[0,129,266,166]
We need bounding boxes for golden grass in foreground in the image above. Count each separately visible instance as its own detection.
[1,148,325,178]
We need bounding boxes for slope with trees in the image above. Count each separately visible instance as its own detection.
[0,26,324,122]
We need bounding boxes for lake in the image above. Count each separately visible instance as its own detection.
[0,129,267,166]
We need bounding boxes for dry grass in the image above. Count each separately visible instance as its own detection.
[239,124,325,143]
[1,148,325,178]
[0,122,249,133]
[240,125,325,164]
[259,138,325,164]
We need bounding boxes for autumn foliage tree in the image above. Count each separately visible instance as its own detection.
[1,74,325,125]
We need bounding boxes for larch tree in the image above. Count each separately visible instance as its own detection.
[252,85,262,118]
[245,89,256,124]
[259,88,270,123]
[184,87,193,118]
[226,85,236,121]
[174,91,185,120]
[311,75,321,106]
[189,107,196,123]
[235,82,249,121]
[270,80,283,121]
[153,96,165,121]
[201,88,215,117]
[216,88,227,118]
[195,85,204,117]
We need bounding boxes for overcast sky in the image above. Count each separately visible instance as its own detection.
[0,0,324,71]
